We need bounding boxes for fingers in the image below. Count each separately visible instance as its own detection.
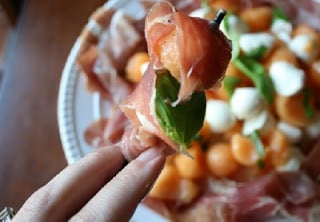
[69,147,166,222]
[13,144,167,222]
[13,145,125,222]
[121,126,174,161]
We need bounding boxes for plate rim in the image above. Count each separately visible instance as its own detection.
[57,37,85,164]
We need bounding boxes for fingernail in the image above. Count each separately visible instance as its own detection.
[138,147,163,162]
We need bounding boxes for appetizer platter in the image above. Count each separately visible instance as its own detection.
[58,0,320,221]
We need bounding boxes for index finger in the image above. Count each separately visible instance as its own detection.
[70,147,166,222]
[13,145,125,222]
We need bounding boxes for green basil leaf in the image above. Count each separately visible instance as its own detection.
[302,87,315,119]
[222,13,241,60]
[233,55,275,104]
[249,130,265,158]
[223,12,231,33]
[247,45,268,59]
[249,130,266,169]
[231,34,240,60]
[272,7,289,23]
[223,76,242,98]
[256,159,266,169]
[155,71,206,150]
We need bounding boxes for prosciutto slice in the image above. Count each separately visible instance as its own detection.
[121,1,231,153]
[230,171,318,221]
[84,106,129,147]
[78,0,202,102]
[120,124,173,160]
[145,1,232,102]
[144,171,319,222]
[120,64,180,150]
[303,139,320,181]
[78,0,210,154]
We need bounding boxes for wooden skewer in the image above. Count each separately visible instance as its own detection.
[210,9,227,28]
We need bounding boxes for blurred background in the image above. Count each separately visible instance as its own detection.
[0,0,105,210]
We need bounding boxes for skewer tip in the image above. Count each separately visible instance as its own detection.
[210,9,227,28]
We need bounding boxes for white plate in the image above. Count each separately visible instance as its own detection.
[57,0,167,221]
[58,38,94,164]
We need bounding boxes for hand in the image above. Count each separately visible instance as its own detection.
[12,145,166,222]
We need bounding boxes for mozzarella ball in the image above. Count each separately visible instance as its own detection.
[242,110,275,135]
[239,32,275,57]
[289,34,319,63]
[220,14,248,38]
[271,19,292,44]
[205,100,236,133]
[269,61,305,96]
[230,87,265,120]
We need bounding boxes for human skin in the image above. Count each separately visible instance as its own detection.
[12,145,166,222]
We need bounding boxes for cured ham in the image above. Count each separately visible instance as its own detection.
[145,1,231,102]
[230,171,318,221]
[84,106,128,147]
[303,139,320,180]
[78,0,206,154]
[120,65,181,151]
[78,2,146,101]
[77,0,202,101]
[120,124,173,160]
[144,171,319,221]
[121,1,232,152]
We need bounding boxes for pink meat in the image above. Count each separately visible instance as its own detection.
[231,171,318,221]
[145,1,232,102]
[120,64,180,151]
[101,108,129,145]
[84,106,129,148]
[145,171,318,221]
[303,139,320,181]
[84,118,108,147]
[120,124,173,160]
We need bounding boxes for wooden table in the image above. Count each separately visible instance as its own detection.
[0,0,105,210]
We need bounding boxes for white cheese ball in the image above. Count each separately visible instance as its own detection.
[242,110,275,135]
[277,121,302,143]
[239,32,275,57]
[271,19,292,44]
[289,34,319,63]
[205,100,236,133]
[230,87,265,120]
[220,14,248,38]
[269,61,305,96]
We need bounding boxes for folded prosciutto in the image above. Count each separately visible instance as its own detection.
[145,0,231,102]
[120,1,232,153]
